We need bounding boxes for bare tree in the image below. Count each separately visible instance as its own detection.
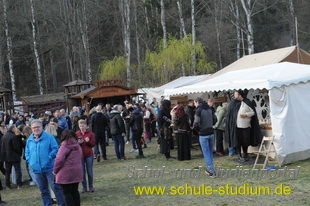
[191,0,196,74]
[3,0,16,100]
[288,0,295,46]
[240,0,254,54]
[30,0,44,95]
[133,0,141,82]
[160,0,167,48]
[228,0,242,59]
[177,0,187,38]
[160,0,168,80]
[81,0,92,82]
[120,0,131,86]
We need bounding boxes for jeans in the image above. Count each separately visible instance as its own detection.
[60,183,80,206]
[229,147,235,156]
[94,134,106,159]
[130,128,136,149]
[32,171,66,206]
[5,161,22,187]
[112,135,125,159]
[214,129,224,153]
[199,135,215,172]
[82,156,94,189]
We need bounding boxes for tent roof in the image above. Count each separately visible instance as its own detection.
[138,75,210,100]
[164,62,310,96]
[139,75,210,93]
[208,46,310,80]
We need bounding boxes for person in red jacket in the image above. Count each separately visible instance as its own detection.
[76,120,95,193]
[53,130,83,206]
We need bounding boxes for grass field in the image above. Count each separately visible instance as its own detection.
[2,137,310,206]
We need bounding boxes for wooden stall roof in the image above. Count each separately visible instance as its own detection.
[0,87,11,93]
[20,92,65,104]
[63,79,90,87]
[71,85,139,99]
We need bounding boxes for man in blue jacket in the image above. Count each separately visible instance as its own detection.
[25,119,65,206]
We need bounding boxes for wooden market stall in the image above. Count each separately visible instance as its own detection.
[70,79,141,113]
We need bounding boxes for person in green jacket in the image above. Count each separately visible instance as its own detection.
[214,102,228,156]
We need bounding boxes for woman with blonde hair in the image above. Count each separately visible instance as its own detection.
[45,124,60,146]
[76,119,95,193]
[23,126,36,186]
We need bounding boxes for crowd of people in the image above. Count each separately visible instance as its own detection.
[0,89,261,205]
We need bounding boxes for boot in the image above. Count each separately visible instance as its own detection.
[238,154,246,162]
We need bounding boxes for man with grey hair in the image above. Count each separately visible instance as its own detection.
[60,108,72,130]
[91,105,109,162]
[54,110,68,130]
[25,119,65,206]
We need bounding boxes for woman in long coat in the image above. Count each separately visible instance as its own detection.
[157,100,174,160]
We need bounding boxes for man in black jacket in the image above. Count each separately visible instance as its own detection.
[129,104,145,159]
[193,97,217,177]
[91,106,109,162]
[109,105,126,160]
[0,124,23,189]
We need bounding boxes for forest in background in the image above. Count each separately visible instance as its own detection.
[0,0,309,100]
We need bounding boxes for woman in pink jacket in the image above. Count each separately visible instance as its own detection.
[53,130,83,206]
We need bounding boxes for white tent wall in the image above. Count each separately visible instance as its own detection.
[270,82,310,165]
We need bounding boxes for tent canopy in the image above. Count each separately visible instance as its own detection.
[165,62,310,96]
[207,46,310,80]
[139,75,210,100]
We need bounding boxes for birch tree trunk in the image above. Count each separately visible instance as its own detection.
[30,0,44,95]
[119,0,131,87]
[133,0,141,82]
[0,40,3,86]
[160,0,168,81]
[3,0,16,101]
[191,0,196,75]
[235,1,241,59]
[288,0,295,46]
[142,0,150,34]
[214,0,223,69]
[160,0,167,48]
[81,0,92,82]
[177,0,186,38]
[229,0,241,59]
[240,0,254,54]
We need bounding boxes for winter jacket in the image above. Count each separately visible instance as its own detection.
[25,130,59,173]
[214,106,227,131]
[0,131,23,162]
[91,112,108,135]
[129,108,144,131]
[76,129,95,158]
[109,111,126,135]
[193,102,217,136]
[53,138,83,184]
[58,116,69,130]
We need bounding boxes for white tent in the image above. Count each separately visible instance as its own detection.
[165,62,310,165]
[138,75,210,102]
